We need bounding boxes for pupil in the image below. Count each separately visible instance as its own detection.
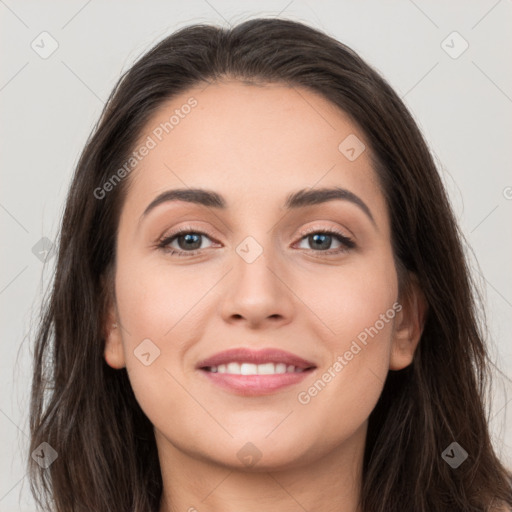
[311,233,331,250]
[180,233,201,250]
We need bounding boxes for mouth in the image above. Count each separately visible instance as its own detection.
[202,362,311,375]
[196,347,317,396]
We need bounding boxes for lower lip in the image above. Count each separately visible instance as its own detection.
[199,368,315,396]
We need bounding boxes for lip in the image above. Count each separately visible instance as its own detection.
[196,347,316,370]
[196,348,317,397]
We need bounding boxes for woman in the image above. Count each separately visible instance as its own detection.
[28,17,512,512]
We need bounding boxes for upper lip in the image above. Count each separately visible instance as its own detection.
[196,348,316,370]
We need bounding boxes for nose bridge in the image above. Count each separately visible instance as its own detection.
[230,203,279,269]
[220,226,294,326]
[233,229,281,295]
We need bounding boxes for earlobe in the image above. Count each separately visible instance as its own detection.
[101,274,126,370]
[104,320,126,369]
[389,273,428,371]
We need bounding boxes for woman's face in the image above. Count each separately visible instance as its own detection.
[104,80,421,471]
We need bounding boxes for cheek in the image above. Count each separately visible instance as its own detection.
[293,261,398,447]
[113,259,203,426]
[292,249,398,404]
[113,255,222,398]
[295,248,399,350]
[115,256,213,342]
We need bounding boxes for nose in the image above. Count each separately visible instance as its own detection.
[219,243,295,329]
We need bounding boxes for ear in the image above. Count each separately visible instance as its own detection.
[389,272,428,371]
[101,274,126,370]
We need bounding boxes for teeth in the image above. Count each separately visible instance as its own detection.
[227,362,239,374]
[275,363,287,374]
[206,362,306,375]
[257,362,275,375]
[240,363,257,375]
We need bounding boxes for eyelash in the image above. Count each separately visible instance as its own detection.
[156,225,356,258]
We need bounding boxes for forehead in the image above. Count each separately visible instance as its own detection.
[124,80,387,226]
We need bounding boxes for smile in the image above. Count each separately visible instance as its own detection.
[203,362,308,374]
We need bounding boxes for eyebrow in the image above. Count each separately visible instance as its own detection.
[140,186,376,227]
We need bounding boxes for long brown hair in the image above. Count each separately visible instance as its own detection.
[28,17,512,511]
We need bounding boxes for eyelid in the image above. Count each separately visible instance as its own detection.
[296,223,354,241]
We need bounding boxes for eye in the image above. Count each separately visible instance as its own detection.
[294,227,356,256]
[156,226,216,257]
[156,226,356,257]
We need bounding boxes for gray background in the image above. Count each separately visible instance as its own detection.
[1,1,511,510]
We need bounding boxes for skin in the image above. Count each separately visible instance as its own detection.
[103,80,427,512]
